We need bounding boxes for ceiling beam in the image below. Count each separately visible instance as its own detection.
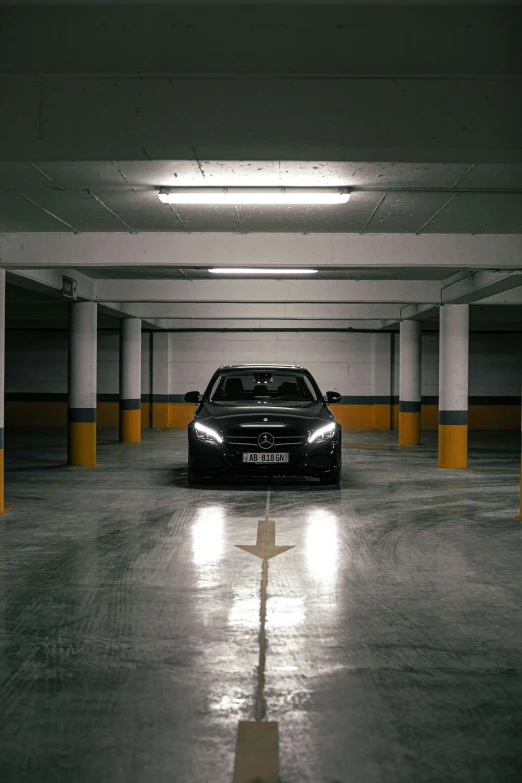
[6,267,96,300]
[108,302,404,320]
[147,319,396,331]
[396,269,522,323]
[2,233,522,269]
[441,270,522,304]
[477,287,522,304]
[5,268,162,328]
[95,279,439,304]
[398,303,438,321]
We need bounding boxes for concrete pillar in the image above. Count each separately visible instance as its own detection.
[399,320,422,445]
[438,304,469,469]
[519,374,522,519]
[374,333,392,429]
[151,332,170,428]
[119,319,142,442]
[68,302,97,466]
[0,270,5,512]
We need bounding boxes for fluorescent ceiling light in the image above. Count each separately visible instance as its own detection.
[158,187,350,205]
[208,268,318,275]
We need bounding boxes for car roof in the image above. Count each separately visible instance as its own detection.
[218,364,306,370]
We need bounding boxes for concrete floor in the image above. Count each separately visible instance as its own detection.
[0,427,521,783]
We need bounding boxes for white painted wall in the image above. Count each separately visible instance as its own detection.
[392,332,521,398]
[5,331,68,393]
[468,334,521,398]
[5,331,151,396]
[5,329,521,402]
[168,331,374,398]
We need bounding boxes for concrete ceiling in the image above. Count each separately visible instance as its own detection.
[1,162,522,234]
[1,1,521,333]
[2,4,521,164]
[3,3,521,78]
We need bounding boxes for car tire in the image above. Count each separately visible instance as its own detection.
[188,464,206,485]
[187,447,207,485]
[320,467,342,486]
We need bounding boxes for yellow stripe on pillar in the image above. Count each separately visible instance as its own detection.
[438,424,468,469]
[120,407,141,442]
[399,401,421,445]
[399,411,421,445]
[68,421,96,466]
[0,447,4,513]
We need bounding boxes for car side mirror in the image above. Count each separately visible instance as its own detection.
[326,391,342,404]
[184,391,200,403]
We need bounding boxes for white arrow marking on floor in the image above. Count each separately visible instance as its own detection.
[235,517,294,561]
[236,487,294,561]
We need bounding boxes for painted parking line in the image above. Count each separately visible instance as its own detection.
[233,722,279,783]
[233,486,294,783]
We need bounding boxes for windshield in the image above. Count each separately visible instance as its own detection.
[209,371,317,403]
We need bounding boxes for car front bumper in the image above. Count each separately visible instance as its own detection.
[188,429,341,478]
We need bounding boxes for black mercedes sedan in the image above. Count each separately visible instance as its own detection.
[184,364,342,485]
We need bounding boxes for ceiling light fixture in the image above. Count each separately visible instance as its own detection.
[158,187,350,205]
[208,268,318,275]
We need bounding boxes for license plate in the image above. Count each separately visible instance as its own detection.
[242,452,289,463]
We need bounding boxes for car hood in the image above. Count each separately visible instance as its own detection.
[196,401,334,435]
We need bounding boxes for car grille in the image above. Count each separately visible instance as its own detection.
[226,435,307,447]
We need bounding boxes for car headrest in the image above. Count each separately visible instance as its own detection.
[277,381,299,396]
[224,377,244,398]
[253,384,269,396]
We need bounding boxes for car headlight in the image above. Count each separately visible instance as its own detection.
[195,421,223,444]
[308,422,336,444]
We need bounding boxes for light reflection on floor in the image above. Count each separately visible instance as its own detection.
[192,505,225,566]
[267,596,305,629]
[304,507,340,587]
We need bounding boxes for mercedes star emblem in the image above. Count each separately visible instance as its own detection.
[258,432,274,450]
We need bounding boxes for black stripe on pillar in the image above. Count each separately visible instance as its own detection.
[0,427,4,449]
[151,394,169,403]
[68,408,96,423]
[119,399,141,410]
[399,401,421,413]
[439,410,468,425]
